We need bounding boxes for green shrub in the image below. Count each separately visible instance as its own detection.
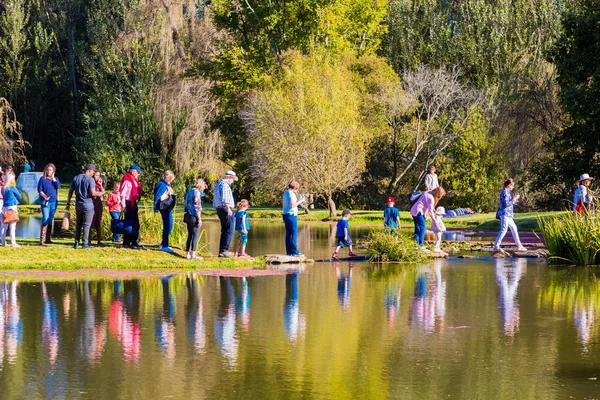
[538,213,600,265]
[365,230,427,262]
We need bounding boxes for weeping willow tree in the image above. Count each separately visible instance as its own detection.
[0,97,27,165]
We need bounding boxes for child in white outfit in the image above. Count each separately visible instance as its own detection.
[432,206,446,251]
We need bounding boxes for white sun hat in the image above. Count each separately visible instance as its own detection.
[578,173,594,183]
[435,206,445,215]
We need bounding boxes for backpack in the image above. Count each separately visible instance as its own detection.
[408,191,422,207]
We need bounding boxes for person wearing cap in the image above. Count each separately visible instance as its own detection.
[119,164,144,249]
[493,178,527,252]
[424,165,439,191]
[383,196,401,235]
[432,207,447,251]
[573,174,595,214]
[282,180,305,257]
[213,170,238,257]
[332,210,356,259]
[66,164,105,249]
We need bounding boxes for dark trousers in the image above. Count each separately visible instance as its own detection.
[283,214,299,255]
[124,201,140,246]
[75,208,94,246]
[185,214,201,252]
[216,208,235,254]
[160,209,173,248]
[413,213,427,246]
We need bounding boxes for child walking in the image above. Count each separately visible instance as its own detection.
[432,206,447,251]
[383,196,400,234]
[106,182,122,242]
[332,210,356,259]
[235,199,251,257]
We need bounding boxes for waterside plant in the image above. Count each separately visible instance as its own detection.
[365,231,431,262]
[538,213,600,265]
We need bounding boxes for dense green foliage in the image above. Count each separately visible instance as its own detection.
[1,0,598,211]
[538,212,600,265]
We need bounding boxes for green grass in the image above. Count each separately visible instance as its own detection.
[364,231,432,262]
[538,213,600,265]
[0,238,265,270]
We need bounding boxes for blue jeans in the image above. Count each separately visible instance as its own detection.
[413,213,427,246]
[160,209,173,248]
[41,202,57,227]
[110,211,122,241]
[283,213,299,255]
[216,208,235,254]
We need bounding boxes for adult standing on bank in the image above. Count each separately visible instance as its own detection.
[1,173,22,247]
[120,164,143,249]
[214,170,238,257]
[493,178,527,252]
[410,187,446,251]
[282,180,305,257]
[153,170,176,253]
[66,164,104,249]
[573,174,595,214]
[37,163,61,245]
[184,177,207,260]
[424,165,439,191]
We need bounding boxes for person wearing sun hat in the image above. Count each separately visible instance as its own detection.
[432,206,447,251]
[214,170,239,257]
[383,196,400,235]
[573,173,595,214]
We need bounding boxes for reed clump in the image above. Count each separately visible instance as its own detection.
[538,212,600,265]
[365,231,426,262]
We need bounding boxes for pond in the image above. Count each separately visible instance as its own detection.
[1,259,600,398]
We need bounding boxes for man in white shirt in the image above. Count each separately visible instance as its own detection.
[425,165,439,191]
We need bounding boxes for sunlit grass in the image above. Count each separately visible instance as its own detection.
[538,212,600,265]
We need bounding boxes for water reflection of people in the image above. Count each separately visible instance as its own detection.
[495,258,525,337]
[284,272,306,343]
[384,287,401,329]
[41,282,60,366]
[335,262,353,311]
[155,276,176,360]
[79,281,107,363]
[6,281,22,364]
[574,302,595,352]
[239,277,251,332]
[186,273,206,353]
[108,280,141,362]
[214,277,239,367]
[410,261,446,333]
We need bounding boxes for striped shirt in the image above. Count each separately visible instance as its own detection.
[213,179,234,208]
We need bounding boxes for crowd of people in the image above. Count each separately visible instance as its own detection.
[0,160,596,257]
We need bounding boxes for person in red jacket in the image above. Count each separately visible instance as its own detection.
[119,164,143,249]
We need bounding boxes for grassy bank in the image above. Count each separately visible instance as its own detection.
[364,231,433,262]
[0,239,265,270]
[538,213,600,266]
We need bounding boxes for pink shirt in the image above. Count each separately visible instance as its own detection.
[410,191,437,222]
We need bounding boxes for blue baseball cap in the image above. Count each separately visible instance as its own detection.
[129,164,142,173]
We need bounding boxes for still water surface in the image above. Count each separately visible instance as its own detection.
[1,222,600,399]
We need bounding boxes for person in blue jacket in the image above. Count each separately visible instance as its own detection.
[153,170,176,253]
[37,163,61,245]
[1,173,23,247]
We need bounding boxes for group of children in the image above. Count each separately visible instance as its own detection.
[331,196,448,259]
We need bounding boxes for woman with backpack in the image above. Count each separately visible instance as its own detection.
[410,187,446,251]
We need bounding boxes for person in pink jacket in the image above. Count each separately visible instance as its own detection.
[410,187,446,250]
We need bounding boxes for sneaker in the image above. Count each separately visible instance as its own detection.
[122,244,133,249]
[493,246,502,252]
[131,245,146,250]
[73,242,79,249]
[238,252,251,258]
[186,253,192,259]
[219,251,234,258]
[11,244,21,248]
[161,247,175,254]
[192,255,204,261]
[293,253,305,257]
[419,246,431,253]
[332,252,339,260]
[517,246,528,252]
[348,251,357,258]
[82,244,93,249]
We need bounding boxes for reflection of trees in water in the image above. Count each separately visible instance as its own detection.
[539,269,600,353]
[410,260,446,334]
[495,259,525,337]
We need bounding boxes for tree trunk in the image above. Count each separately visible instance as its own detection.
[327,195,337,218]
